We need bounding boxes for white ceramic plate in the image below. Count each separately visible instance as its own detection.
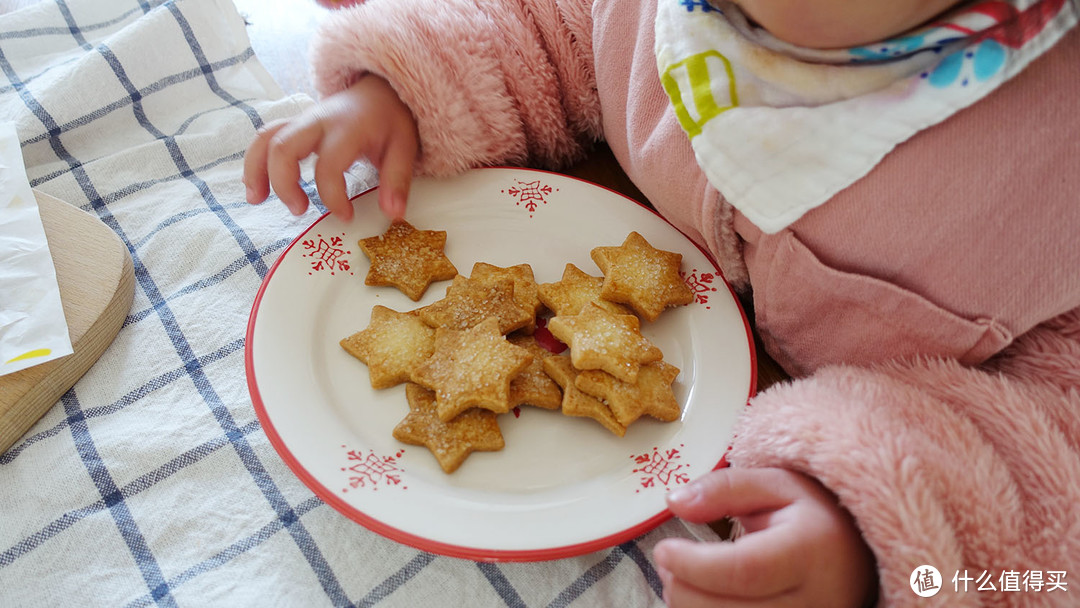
[247,168,755,561]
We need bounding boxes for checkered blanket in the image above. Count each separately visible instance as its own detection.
[0,1,717,605]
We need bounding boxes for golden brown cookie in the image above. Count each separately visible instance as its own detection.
[507,334,563,410]
[470,262,543,333]
[340,305,435,389]
[575,361,682,427]
[546,301,663,384]
[418,275,533,334]
[411,317,534,421]
[590,231,695,321]
[358,220,458,301]
[537,263,634,317]
[542,355,625,437]
[392,383,505,474]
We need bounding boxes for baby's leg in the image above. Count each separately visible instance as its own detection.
[737,26,1080,376]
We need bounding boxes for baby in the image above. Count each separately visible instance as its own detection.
[245,0,1080,605]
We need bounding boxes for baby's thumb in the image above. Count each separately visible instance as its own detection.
[376,137,416,220]
[666,467,794,524]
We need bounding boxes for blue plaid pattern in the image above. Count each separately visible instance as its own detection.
[0,1,710,605]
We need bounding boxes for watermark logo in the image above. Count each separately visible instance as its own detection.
[911,565,942,597]
[911,565,1069,596]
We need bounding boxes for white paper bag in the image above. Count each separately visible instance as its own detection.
[0,122,73,377]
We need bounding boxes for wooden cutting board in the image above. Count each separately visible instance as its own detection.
[0,190,134,454]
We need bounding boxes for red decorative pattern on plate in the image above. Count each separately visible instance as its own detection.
[502,180,558,217]
[340,446,407,492]
[681,269,718,309]
[302,233,353,276]
[631,444,690,492]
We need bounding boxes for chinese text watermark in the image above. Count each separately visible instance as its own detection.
[911,566,1068,596]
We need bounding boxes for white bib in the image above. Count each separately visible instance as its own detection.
[655,0,1077,233]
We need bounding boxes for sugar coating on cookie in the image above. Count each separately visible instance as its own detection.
[393,383,505,473]
[507,334,563,410]
[419,275,533,334]
[575,361,682,427]
[470,262,543,333]
[590,231,694,322]
[537,263,633,317]
[546,301,663,384]
[345,228,693,474]
[411,317,534,421]
[542,355,625,437]
[340,305,435,389]
[358,220,458,301]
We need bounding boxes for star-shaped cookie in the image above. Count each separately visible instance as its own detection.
[340,305,435,389]
[590,231,694,321]
[546,301,663,384]
[507,334,563,410]
[411,317,534,421]
[537,263,633,317]
[575,361,682,427]
[419,275,533,334]
[392,383,505,473]
[470,262,543,333]
[542,355,625,437]
[358,220,458,301]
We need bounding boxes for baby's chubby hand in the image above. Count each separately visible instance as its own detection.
[654,467,877,608]
[243,74,419,222]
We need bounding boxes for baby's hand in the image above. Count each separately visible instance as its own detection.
[654,467,876,608]
[243,74,419,222]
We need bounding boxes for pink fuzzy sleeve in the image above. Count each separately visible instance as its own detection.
[727,307,1080,606]
[309,0,601,176]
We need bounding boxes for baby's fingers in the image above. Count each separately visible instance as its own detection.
[657,569,726,608]
[373,128,417,220]
[659,565,802,608]
[666,468,796,524]
[266,117,326,215]
[654,532,802,599]
[243,119,288,205]
[313,128,360,221]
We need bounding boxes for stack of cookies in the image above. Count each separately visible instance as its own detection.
[341,221,695,473]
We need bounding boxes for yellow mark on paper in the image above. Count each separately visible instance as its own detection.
[6,348,52,364]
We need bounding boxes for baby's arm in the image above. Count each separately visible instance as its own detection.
[310,0,601,178]
[246,0,599,220]
[734,0,965,47]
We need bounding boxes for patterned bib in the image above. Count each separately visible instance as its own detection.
[655,0,1077,233]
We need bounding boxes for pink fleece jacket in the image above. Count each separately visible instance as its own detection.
[310,1,1080,604]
